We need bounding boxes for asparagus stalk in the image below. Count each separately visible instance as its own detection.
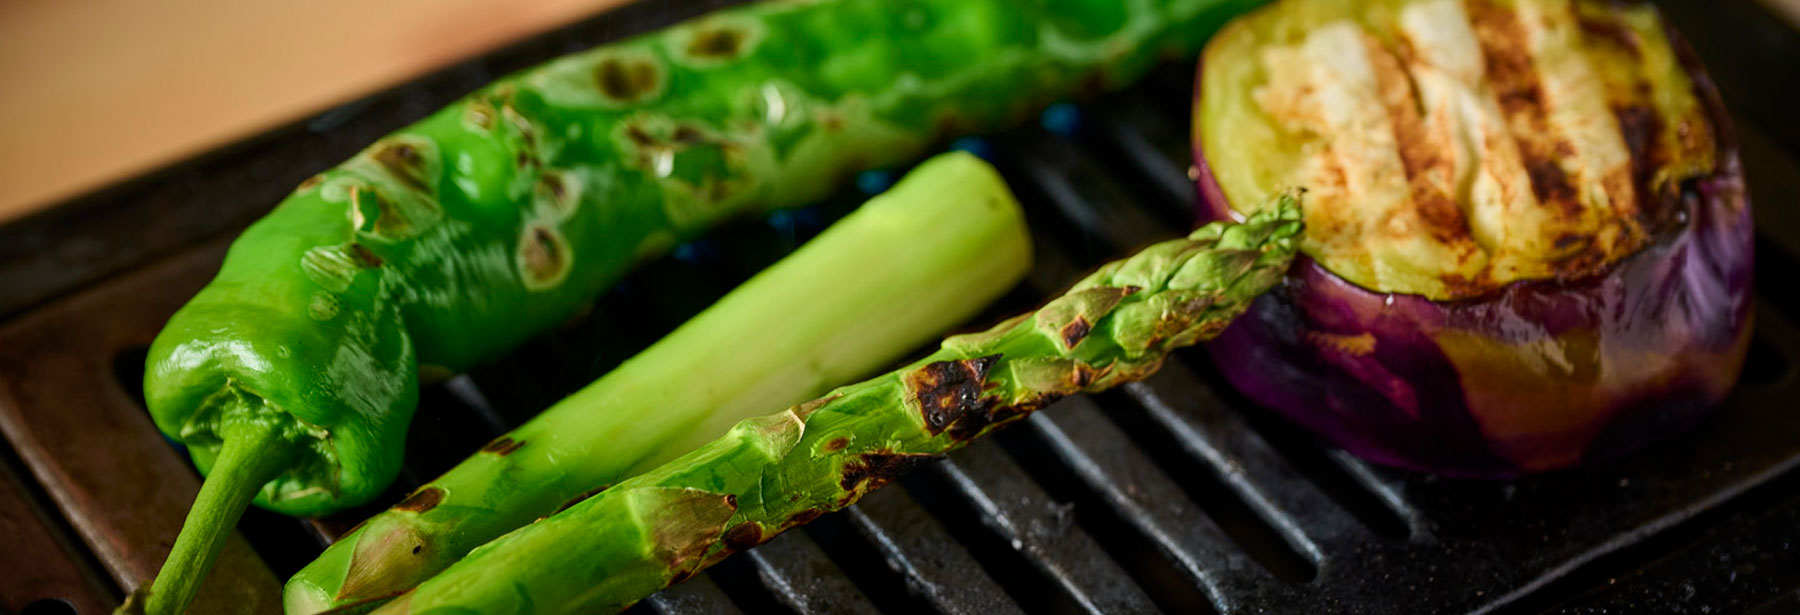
[371,191,1304,615]
[285,152,1031,614]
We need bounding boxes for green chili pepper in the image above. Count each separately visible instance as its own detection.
[135,0,1266,612]
[372,192,1304,615]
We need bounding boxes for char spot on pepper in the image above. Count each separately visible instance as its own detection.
[625,125,656,147]
[724,494,738,509]
[373,142,431,193]
[822,437,850,453]
[465,102,496,131]
[346,243,383,268]
[553,484,608,515]
[722,522,765,552]
[906,355,1000,436]
[1060,316,1092,350]
[518,224,571,289]
[595,56,663,103]
[672,125,705,145]
[394,487,444,513]
[838,452,938,493]
[482,436,525,456]
[687,27,746,58]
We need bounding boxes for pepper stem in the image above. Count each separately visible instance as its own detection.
[141,420,299,615]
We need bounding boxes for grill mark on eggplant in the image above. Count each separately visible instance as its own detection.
[1365,31,1476,249]
[1469,0,1582,219]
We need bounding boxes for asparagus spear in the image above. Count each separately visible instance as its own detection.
[283,152,1030,614]
[371,191,1304,615]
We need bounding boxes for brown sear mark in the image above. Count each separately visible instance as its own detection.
[1553,233,1590,251]
[722,522,765,552]
[595,56,662,103]
[1578,13,1640,57]
[625,125,656,147]
[1614,103,1677,227]
[822,437,850,453]
[1523,158,1577,208]
[906,355,1000,436]
[482,436,526,456]
[1060,316,1092,350]
[553,485,609,515]
[539,172,567,201]
[1470,1,1580,215]
[946,395,1061,442]
[373,142,431,193]
[394,487,445,513]
[668,569,694,585]
[297,174,324,191]
[347,243,383,268]
[687,27,746,58]
[1366,33,1471,245]
[672,125,705,145]
[785,509,824,528]
[521,226,568,283]
[838,452,938,493]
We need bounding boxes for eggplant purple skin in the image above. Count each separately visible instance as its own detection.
[1192,30,1755,477]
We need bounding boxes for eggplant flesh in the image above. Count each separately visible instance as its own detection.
[1194,0,1752,476]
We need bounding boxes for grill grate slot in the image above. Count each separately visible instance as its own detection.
[990,413,1219,615]
[641,573,744,615]
[845,486,1027,615]
[1158,356,1421,542]
[1081,98,1201,216]
[740,531,881,615]
[928,444,1160,615]
[1121,366,1379,562]
[1022,398,1275,612]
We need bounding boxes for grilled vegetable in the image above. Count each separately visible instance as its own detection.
[136,0,1269,611]
[366,193,1303,615]
[283,152,1029,614]
[1193,0,1752,476]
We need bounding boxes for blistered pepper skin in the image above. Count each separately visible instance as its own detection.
[1194,11,1753,476]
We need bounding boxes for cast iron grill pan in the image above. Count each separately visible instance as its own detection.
[3,1,1800,613]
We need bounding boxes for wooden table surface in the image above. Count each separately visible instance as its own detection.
[0,0,629,224]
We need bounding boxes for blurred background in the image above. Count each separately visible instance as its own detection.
[0,0,635,223]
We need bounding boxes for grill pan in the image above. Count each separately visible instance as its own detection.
[4,1,1800,613]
